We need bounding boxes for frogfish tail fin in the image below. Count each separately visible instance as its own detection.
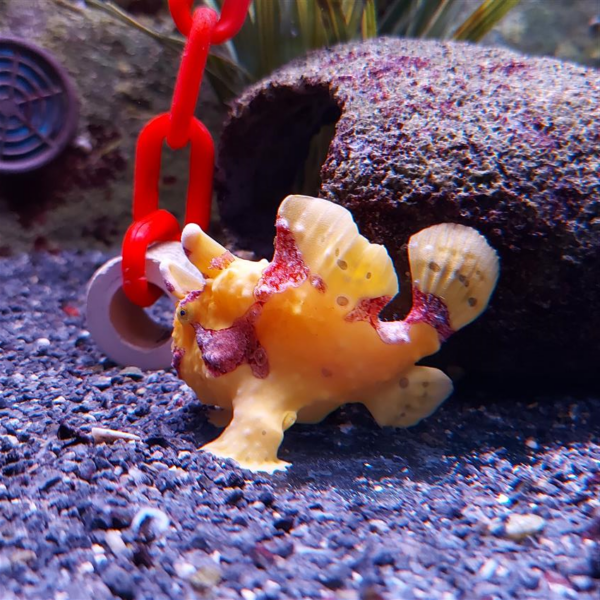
[407,223,499,336]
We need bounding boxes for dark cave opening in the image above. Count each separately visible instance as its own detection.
[216,84,342,258]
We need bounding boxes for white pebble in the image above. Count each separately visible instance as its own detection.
[174,560,196,579]
[91,427,141,444]
[478,558,498,580]
[78,561,94,574]
[131,507,170,541]
[105,530,128,557]
[504,513,546,540]
[0,435,18,447]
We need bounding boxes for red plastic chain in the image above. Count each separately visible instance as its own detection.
[170,0,250,43]
[121,0,251,307]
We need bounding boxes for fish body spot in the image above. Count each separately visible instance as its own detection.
[457,274,470,287]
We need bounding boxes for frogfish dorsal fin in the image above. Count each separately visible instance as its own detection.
[276,195,398,305]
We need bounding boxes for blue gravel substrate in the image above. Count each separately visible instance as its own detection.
[0,251,598,600]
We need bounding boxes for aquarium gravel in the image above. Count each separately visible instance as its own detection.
[0,250,598,600]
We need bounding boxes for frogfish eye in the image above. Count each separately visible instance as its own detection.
[178,307,191,323]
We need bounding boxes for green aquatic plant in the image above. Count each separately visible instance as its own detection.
[377,0,520,41]
[81,0,520,101]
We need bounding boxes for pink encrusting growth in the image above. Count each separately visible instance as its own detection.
[345,296,391,327]
[345,296,410,344]
[310,275,327,293]
[180,290,203,307]
[160,195,499,473]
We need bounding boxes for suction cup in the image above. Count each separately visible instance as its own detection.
[0,37,79,174]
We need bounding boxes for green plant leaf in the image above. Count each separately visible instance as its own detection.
[361,0,378,38]
[79,0,520,104]
[453,0,521,42]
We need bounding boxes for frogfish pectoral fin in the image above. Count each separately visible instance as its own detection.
[363,366,453,428]
[201,392,297,474]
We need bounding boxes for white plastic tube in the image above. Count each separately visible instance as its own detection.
[85,242,184,370]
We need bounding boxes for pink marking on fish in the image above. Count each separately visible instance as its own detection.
[172,346,185,377]
[209,251,235,271]
[405,287,454,342]
[255,218,309,301]
[345,296,391,327]
[345,296,409,344]
[180,290,203,307]
[310,275,326,293]
[192,303,269,379]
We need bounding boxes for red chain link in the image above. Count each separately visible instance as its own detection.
[122,0,251,307]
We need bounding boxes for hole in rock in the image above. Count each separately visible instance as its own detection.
[217,84,342,257]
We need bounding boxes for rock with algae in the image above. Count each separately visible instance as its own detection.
[215,38,600,382]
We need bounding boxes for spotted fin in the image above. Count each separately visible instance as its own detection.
[408,223,499,331]
[363,366,453,427]
[277,195,398,303]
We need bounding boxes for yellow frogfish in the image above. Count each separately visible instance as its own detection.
[160,195,499,473]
